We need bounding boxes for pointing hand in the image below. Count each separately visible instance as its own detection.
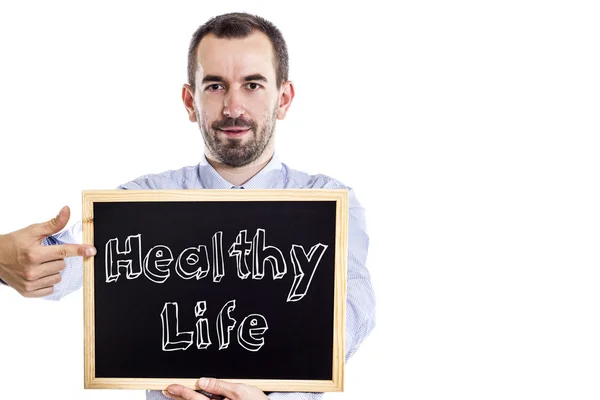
[0,206,96,297]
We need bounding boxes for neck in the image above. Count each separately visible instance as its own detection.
[205,148,274,186]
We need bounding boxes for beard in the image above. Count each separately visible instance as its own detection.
[197,108,278,168]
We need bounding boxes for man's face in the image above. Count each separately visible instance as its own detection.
[185,31,288,167]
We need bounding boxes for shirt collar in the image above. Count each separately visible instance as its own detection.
[198,152,283,189]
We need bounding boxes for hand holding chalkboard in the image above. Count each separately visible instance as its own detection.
[165,377,267,400]
[0,206,96,297]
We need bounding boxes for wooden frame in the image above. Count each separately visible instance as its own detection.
[82,189,348,392]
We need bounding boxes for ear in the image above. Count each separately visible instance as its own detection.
[182,84,197,122]
[276,81,295,120]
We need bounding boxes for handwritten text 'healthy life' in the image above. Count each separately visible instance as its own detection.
[103,229,328,353]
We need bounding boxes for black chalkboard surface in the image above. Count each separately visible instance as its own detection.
[82,189,348,392]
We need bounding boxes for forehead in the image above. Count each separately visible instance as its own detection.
[196,31,276,81]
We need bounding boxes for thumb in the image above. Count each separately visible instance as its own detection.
[164,384,208,400]
[33,206,71,237]
[197,378,239,399]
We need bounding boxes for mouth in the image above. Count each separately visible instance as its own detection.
[218,128,251,138]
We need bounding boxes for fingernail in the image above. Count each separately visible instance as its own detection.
[198,378,209,387]
[86,247,97,257]
[162,390,173,398]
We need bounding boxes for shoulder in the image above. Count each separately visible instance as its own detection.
[282,163,363,209]
[282,163,346,189]
[117,164,201,190]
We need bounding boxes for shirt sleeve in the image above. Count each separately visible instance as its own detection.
[343,188,376,361]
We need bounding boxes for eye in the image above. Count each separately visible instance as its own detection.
[205,84,224,92]
[246,82,262,91]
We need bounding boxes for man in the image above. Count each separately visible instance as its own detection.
[0,12,375,400]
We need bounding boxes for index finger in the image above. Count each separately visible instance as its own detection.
[39,243,96,262]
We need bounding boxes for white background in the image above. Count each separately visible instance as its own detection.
[0,0,599,399]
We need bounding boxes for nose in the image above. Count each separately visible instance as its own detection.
[223,88,245,119]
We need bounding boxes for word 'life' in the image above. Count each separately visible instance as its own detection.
[104,229,328,302]
[161,299,266,352]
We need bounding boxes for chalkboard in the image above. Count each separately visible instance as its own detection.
[82,189,348,392]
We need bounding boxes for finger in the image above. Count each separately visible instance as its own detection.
[162,390,181,400]
[21,272,62,294]
[32,206,70,237]
[165,385,209,400]
[35,272,62,289]
[38,243,96,263]
[162,390,174,399]
[162,392,201,400]
[197,378,242,400]
[20,285,54,298]
[28,259,66,281]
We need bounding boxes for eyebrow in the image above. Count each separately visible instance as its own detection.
[244,74,268,83]
[202,75,225,84]
[201,74,268,84]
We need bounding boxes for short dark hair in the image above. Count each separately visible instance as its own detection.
[187,12,289,90]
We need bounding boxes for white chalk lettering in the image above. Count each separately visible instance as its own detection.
[159,300,270,352]
[287,244,328,302]
[252,228,286,280]
[105,234,143,283]
[237,314,269,352]
[143,245,174,283]
[175,245,210,280]
[194,301,211,349]
[104,231,328,302]
[228,230,252,279]
[216,300,237,350]
[160,302,193,351]
[212,231,225,283]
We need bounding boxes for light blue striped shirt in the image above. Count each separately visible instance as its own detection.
[44,152,376,400]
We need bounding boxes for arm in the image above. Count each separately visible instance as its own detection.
[343,188,377,360]
[0,206,96,299]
